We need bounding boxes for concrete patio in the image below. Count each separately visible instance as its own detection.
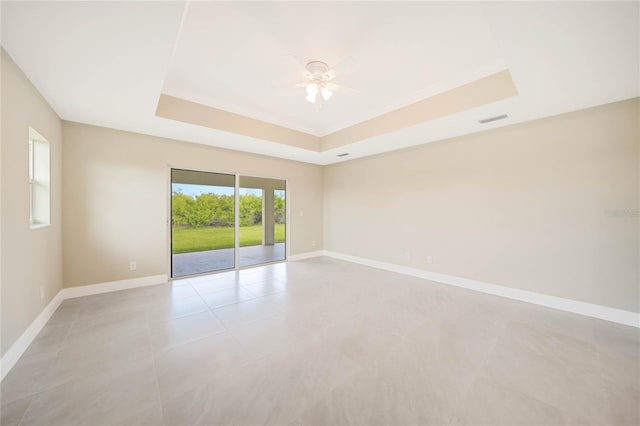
[172,243,285,277]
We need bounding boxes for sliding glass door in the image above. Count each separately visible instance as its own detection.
[239,176,286,268]
[170,169,286,278]
[171,169,236,277]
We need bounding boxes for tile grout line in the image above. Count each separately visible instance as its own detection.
[188,278,261,370]
[191,277,294,366]
[16,312,79,426]
[145,278,249,357]
[16,397,32,426]
[189,278,241,348]
[55,312,80,352]
[170,280,274,373]
[144,300,167,426]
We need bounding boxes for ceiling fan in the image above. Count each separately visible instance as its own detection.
[288,56,357,104]
[302,61,335,104]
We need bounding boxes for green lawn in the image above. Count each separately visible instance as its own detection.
[172,224,285,254]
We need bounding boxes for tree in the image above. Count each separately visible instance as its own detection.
[172,190,284,228]
[171,192,194,227]
[172,192,235,228]
[274,193,285,224]
[239,193,262,226]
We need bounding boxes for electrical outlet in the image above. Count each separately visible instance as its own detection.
[39,286,44,300]
[426,256,433,265]
[300,210,304,217]
[129,261,137,271]
[311,240,316,247]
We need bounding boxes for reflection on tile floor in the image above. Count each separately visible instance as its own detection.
[1,257,638,425]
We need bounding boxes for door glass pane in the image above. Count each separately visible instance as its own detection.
[239,176,286,268]
[171,169,235,277]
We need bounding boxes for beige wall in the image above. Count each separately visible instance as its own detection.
[62,122,323,287]
[324,98,639,313]
[1,49,63,356]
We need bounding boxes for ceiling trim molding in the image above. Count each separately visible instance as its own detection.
[322,70,518,151]
[156,94,322,152]
[156,70,518,154]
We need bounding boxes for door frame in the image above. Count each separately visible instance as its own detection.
[166,165,290,280]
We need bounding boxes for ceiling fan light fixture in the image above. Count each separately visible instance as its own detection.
[306,82,318,103]
[320,86,333,101]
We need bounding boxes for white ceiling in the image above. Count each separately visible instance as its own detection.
[1,1,638,165]
[164,1,507,136]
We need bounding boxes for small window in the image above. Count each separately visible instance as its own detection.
[28,127,50,229]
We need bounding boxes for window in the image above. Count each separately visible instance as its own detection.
[28,127,50,228]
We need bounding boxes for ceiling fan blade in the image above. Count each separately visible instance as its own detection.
[285,53,309,72]
[329,56,357,76]
[326,82,358,95]
[271,85,300,96]
[271,81,311,97]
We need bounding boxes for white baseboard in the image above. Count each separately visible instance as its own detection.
[0,290,64,381]
[288,250,324,261]
[1,274,168,382]
[62,274,169,299]
[323,250,640,328]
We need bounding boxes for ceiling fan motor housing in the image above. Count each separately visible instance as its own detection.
[306,61,330,81]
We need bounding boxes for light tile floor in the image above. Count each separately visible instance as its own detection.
[1,257,638,426]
